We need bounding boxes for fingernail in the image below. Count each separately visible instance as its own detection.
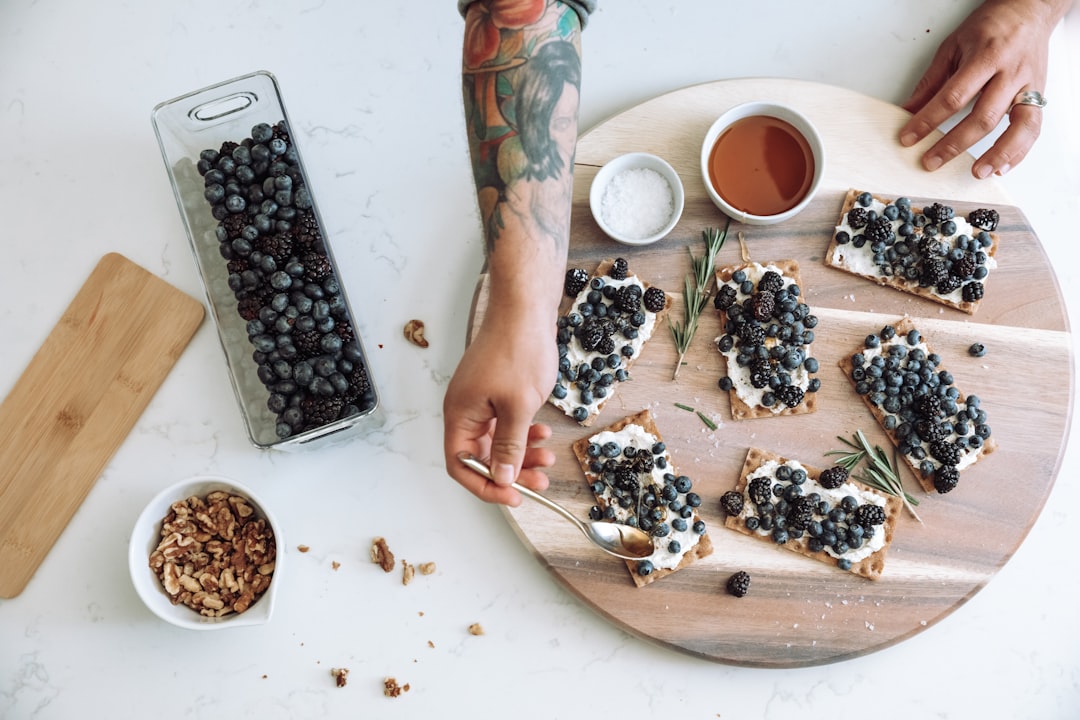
[996,163,1011,176]
[900,132,918,147]
[973,164,992,179]
[924,155,943,171]
[493,463,515,486]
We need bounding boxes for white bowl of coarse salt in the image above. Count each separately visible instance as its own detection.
[589,152,684,245]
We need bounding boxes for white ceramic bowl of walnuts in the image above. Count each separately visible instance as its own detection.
[128,475,283,630]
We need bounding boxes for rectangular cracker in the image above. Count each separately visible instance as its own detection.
[725,447,902,580]
[714,259,819,420]
[838,316,997,493]
[824,188,1000,314]
[572,409,713,588]
[550,259,671,426]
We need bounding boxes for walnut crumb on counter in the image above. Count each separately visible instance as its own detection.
[331,668,349,687]
[370,537,395,572]
[383,677,410,697]
[468,623,485,636]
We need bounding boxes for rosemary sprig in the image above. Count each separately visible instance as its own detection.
[825,430,923,523]
[670,220,730,380]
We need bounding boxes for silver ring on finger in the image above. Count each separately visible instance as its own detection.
[1012,89,1048,110]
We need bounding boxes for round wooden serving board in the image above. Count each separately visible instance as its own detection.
[467,79,1073,667]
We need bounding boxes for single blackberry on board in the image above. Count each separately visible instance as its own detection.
[564,267,589,296]
[720,490,745,516]
[726,570,751,598]
[968,208,999,231]
[643,286,666,313]
[818,465,849,490]
[609,257,629,281]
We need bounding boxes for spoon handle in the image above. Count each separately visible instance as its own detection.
[456,453,588,534]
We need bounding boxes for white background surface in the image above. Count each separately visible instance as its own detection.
[1,1,1078,718]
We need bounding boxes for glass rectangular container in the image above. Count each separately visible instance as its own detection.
[152,71,381,450]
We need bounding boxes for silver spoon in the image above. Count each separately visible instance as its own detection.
[457,452,655,561]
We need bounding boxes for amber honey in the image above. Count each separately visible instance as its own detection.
[707,115,814,217]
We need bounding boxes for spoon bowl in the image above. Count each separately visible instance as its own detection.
[457,453,655,560]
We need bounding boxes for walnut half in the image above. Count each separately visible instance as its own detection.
[403,319,428,348]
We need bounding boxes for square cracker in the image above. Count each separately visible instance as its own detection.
[837,316,997,493]
[714,259,818,420]
[824,189,1000,315]
[572,409,713,587]
[554,259,671,427]
[724,447,902,580]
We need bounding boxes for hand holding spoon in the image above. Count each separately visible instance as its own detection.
[457,453,655,561]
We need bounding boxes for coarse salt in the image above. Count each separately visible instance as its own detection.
[600,167,673,240]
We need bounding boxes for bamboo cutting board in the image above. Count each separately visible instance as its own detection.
[0,253,204,598]
[468,79,1073,666]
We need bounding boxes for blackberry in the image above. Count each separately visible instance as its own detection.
[748,291,776,321]
[294,330,323,358]
[748,476,773,506]
[936,275,963,295]
[864,216,894,244]
[915,418,947,443]
[818,465,849,490]
[220,213,248,239]
[918,257,949,287]
[574,316,612,352]
[929,440,962,466]
[738,322,767,348]
[950,253,977,279]
[720,490,744,516]
[300,395,345,431]
[933,464,960,494]
[302,252,333,282]
[777,384,805,408]
[847,206,869,230]
[564,267,589,297]
[294,210,323,250]
[924,202,955,225]
[968,208,999,232]
[610,258,629,281]
[714,284,738,310]
[614,284,643,313]
[961,281,984,302]
[917,235,945,257]
[643,286,667,313]
[237,296,261,321]
[748,358,773,389]
[726,570,751,598]
[256,234,295,265]
[853,504,886,527]
[786,496,814,531]
[758,271,785,294]
[915,394,944,419]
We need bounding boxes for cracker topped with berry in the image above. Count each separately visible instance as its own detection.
[825,189,1000,314]
[838,317,996,494]
[551,258,671,426]
[721,447,902,580]
[713,260,821,419]
[573,409,713,587]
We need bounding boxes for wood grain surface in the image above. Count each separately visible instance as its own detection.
[468,80,1074,667]
[0,253,204,598]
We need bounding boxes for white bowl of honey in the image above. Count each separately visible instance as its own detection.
[701,101,824,225]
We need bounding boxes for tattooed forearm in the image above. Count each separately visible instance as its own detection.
[462,1,583,255]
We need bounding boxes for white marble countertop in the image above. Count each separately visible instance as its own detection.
[2,2,1078,718]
